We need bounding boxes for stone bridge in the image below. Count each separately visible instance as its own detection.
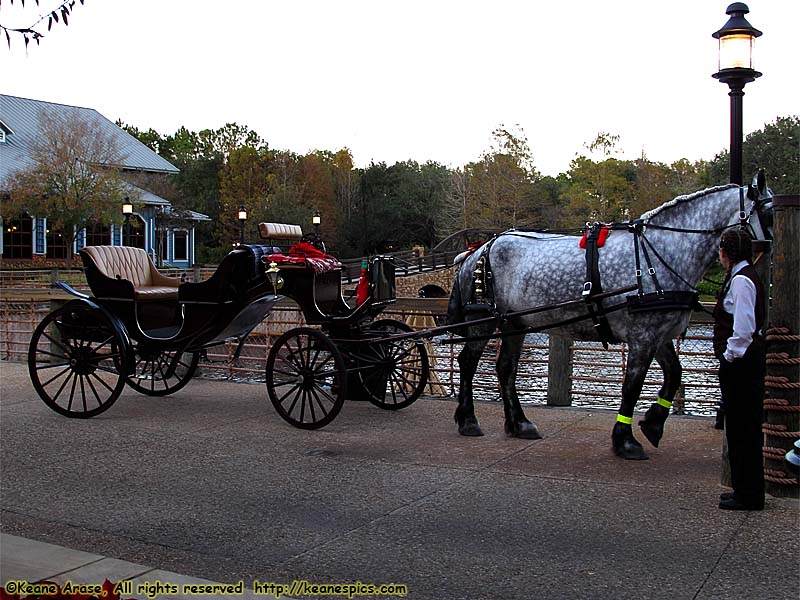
[394,266,456,298]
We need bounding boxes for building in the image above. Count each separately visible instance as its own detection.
[0,94,209,267]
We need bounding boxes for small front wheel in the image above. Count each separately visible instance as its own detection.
[28,301,128,418]
[126,345,199,396]
[266,327,347,429]
[356,319,429,410]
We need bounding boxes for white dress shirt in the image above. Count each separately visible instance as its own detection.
[721,260,758,362]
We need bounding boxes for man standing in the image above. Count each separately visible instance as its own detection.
[713,229,766,511]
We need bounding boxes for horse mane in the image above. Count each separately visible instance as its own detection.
[640,183,738,222]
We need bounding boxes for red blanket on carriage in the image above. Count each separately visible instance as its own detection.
[262,241,342,273]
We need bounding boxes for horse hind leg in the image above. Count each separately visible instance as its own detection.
[496,332,542,440]
[638,340,682,448]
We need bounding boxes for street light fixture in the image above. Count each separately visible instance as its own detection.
[237,204,248,245]
[712,2,762,185]
[122,197,133,246]
[311,210,323,250]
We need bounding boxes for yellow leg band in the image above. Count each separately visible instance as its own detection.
[616,414,633,425]
[657,397,672,409]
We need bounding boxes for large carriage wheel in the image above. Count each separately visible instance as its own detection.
[28,301,128,418]
[356,319,429,410]
[125,344,200,397]
[266,327,347,429]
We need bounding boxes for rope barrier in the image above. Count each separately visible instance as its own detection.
[764,398,800,412]
[766,352,800,365]
[762,423,800,438]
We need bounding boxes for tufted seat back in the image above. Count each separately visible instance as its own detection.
[80,245,180,300]
[258,222,303,240]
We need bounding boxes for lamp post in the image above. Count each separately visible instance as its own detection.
[712,2,762,186]
[237,204,248,245]
[122,197,133,246]
[311,210,323,251]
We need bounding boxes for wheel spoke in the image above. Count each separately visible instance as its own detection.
[84,373,103,407]
[309,387,330,417]
[40,332,71,356]
[51,370,75,404]
[40,365,72,387]
[67,371,79,412]
[90,371,115,394]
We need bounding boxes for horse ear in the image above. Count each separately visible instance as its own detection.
[756,169,766,194]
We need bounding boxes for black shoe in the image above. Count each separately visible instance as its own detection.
[719,497,764,511]
[719,492,735,501]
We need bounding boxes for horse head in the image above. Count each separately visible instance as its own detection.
[746,169,774,241]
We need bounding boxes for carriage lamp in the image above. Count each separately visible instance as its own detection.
[238,204,248,245]
[265,261,284,292]
[312,210,321,227]
[712,2,762,186]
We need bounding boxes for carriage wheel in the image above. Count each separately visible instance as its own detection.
[28,302,128,418]
[357,319,429,410]
[125,345,199,396]
[266,327,347,429]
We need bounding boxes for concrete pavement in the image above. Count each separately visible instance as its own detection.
[1,360,798,599]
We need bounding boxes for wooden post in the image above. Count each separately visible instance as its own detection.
[764,195,800,498]
[547,336,573,406]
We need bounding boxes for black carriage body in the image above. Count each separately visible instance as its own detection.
[80,245,280,356]
[30,233,429,426]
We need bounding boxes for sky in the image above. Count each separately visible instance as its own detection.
[2,0,798,177]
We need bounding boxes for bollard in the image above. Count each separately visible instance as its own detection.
[547,336,573,406]
[763,196,800,498]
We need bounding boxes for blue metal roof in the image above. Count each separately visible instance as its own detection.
[0,94,179,184]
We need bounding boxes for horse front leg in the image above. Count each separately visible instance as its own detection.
[496,332,542,440]
[612,340,658,460]
[455,332,490,437]
[638,340,682,448]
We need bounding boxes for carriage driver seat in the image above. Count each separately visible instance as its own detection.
[80,245,180,301]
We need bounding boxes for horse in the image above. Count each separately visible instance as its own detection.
[446,174,773,460]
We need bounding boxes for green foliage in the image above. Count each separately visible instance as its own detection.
[705,115,800,193]
[2,108,130,263]
[117,115,797,262]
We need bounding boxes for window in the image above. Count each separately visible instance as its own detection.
[2,215,33,258]
[123,215,146,249]
[85,221,112,247]
[173,230,188,261]
[46,228,70,259]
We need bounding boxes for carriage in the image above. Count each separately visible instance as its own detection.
[27,222,429,429]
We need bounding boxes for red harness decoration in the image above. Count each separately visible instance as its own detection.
[263,241,342,273]
[579,226,610,249]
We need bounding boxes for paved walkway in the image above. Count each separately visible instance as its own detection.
[1,360,798,599]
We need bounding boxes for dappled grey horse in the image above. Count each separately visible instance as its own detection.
[447,176,773,459]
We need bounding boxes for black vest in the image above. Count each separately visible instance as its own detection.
[712,264,765,359]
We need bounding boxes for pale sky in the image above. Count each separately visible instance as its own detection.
[2,1,798,177]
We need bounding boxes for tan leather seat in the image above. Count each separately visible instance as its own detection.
[258,222,303,240]
[81,246,179,300]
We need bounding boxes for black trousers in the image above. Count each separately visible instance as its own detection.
[719,347,766,504]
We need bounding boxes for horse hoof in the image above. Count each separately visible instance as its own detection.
[638,420,663,448]
[614,438,649,461]
[506,421,542,440]
[458,422,484,437]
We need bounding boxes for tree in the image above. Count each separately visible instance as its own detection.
[706,115,799,193]
[1,106,130,265]
[1,0,84,50]
[560,133,635,227]
[467,126,539,229]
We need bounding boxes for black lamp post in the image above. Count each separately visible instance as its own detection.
[712,2,762,186]
[237,204,248,245]
[311,210,323,250]
[121,197,133,246]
